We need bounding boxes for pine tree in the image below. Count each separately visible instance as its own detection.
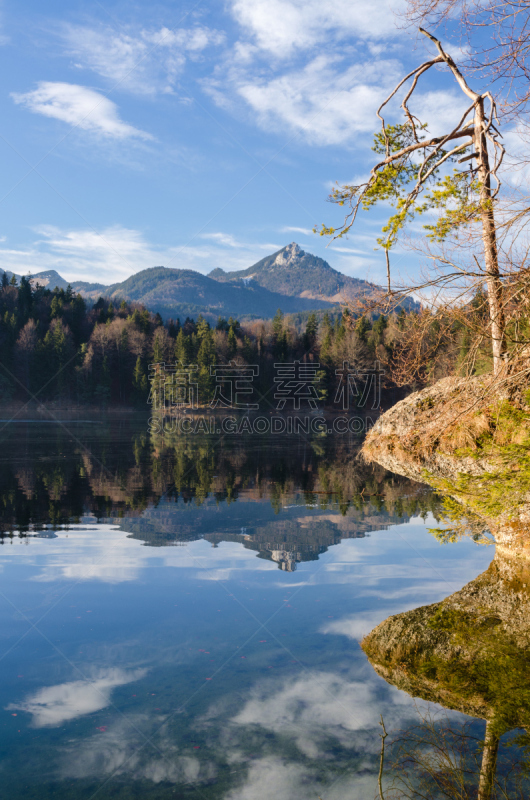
[242,335,254,363]
[304,312,318,350]
[335,314,346,343]
[355,316,371,343]
[117,327,129,402]
[50,296,63,319]
[272,309,284,339]
[320,314,333,362]
[152,331,164,363]
[227,326,237,359]
[133,355,143,386]
[133,356,148,402]
[71,294,86,346]
[372,314,387,344]
[197,329,215,403]
[272,309,287,360]
[175,329,191,365]
[197,315,210,341]
[18,275,33,317]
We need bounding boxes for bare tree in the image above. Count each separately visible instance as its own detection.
[319,28,510,374]
[404,2,530,121]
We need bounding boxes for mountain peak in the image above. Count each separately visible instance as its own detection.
[207,242,377,303]
[274,242,303,267]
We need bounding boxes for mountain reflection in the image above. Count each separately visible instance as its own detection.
[362,548,530,798]
[0,418,441,569]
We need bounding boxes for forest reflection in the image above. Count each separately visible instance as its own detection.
[0,417,442,571]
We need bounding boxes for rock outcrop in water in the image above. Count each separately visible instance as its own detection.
[362,375,530,557]
[361,373,530,797]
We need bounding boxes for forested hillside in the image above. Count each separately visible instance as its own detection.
[0,273,484,407]
[93,264,334,319]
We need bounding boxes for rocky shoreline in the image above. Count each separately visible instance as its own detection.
[362,376,530,557]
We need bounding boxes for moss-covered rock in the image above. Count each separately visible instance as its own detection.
[362,551,530,735]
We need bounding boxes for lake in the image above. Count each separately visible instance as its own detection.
[0,417,494,799]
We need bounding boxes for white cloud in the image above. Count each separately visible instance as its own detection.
[33,224,157,281]
[226,758,386,800]
[61,715,214,785]
[232,671,410,751]
[230,0,404,58]
[208,55,399,146]
[31,527,142,583]
[201,232,246,247]
[331,245,371,255]
[201,232,281,251]
[226,758,310,800]
[0,225,288,284]
[11,82,152,140]
[205,5,468,150]
[219,667,425,799]
[320,609,401,641]
[499,125,530,186]
[281,226,314,236]
[62,24,224,94]
[413,89,471,138]
[7,667,147,727]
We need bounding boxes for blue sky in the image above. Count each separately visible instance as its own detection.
[0,0,471,286]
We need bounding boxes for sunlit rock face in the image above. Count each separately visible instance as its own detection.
[362,550,530,732]
[363,376,530,557]
[363,377,495,482]
[273,242,303,268]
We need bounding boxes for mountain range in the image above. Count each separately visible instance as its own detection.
[1,243,398,320]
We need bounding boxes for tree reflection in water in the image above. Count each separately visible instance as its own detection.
[0,418,441,571]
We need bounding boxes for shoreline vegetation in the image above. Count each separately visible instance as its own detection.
[362,548,530,799]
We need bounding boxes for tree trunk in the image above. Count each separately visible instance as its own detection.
[477,719,500,800]
[474,98,506,375]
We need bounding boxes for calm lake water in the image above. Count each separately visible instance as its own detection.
[0,417,494,799]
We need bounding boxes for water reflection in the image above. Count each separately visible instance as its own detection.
[363,549,530,797]
[0,419,441,570]
[8,668,147,727]
[0,418,500,799]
